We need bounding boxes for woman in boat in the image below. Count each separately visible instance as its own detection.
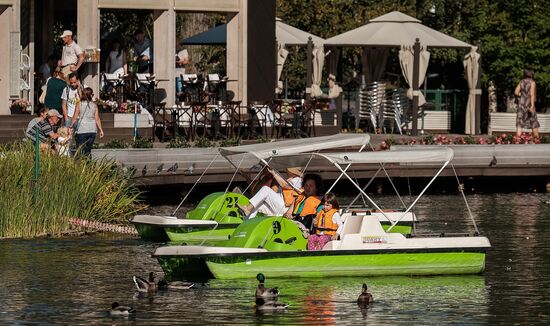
[308,192,343,250]
[284,173,323,231]
[239,167,303,218]
[269,167,303,207]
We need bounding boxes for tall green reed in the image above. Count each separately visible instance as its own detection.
[0,142,145,238]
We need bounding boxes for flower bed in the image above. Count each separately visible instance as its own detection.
[95,99,142,114]
[10,99,32,114]
[381,133,550,150]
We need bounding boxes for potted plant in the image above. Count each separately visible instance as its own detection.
[10,99,31,114]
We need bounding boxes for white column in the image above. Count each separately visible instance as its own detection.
[153,8,175,108]
[77,0,100,96]
[226,0,247,106]
[0,6,10,114]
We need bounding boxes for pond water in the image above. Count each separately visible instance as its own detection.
[1,193,549,325]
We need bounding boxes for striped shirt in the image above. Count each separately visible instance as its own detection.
[26,120,54,143]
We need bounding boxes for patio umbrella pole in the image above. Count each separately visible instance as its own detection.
[412,38,420,135]
[475,41,482,135]
[306,37,313,101]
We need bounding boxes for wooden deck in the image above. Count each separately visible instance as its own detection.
[91,143,550,187]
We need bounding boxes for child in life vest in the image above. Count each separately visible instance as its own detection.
[307,192,343,250]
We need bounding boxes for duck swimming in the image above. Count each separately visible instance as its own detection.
[357,283,374,306]
[133,272,158,293]
[109,302,135,316]
[255,297,289,311]
[157,279,195,290]
[254,273,287,311]
[255,273,279,299]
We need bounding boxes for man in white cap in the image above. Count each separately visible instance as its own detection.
[58,30,84,78]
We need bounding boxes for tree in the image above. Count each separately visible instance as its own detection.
[277,0,550,108]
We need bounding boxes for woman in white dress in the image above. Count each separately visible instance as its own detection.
[105,39,127,76]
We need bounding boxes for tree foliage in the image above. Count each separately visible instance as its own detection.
[277,0,550,105]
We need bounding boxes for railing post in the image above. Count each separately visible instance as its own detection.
[34,126,39,204]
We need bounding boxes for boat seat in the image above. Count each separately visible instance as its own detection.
[340,214,363,241]
[360,216,387,237]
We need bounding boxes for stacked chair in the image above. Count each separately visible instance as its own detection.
[382,88,409,135]
[358,81,386,133]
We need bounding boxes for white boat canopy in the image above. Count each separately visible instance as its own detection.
[267,147,456,230]
[219,134,371,170]
[266,148,453,169]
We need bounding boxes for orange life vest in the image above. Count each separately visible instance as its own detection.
[292,194,321,217]
[283,188,302,206]
[315,209,339,236]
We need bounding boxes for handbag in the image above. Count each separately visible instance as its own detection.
[38,79,49,104]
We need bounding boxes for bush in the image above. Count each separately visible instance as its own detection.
[167,137,190,148]
[131,138,153,148]
[103,139,128,149]
[194,137,213,148]
[0,142,145,238]
[219,137,241,147]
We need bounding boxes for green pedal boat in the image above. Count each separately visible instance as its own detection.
[153,148,491,280]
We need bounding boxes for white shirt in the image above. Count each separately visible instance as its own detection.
[61,87,80,118]
[175,49,189,77]
[288,176,302,189]
[61,41,83,66]
[108,50,125,75]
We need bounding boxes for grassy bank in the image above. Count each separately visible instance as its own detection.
[0,142,145,239]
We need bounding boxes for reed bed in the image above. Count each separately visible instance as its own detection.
[0,142,145,238]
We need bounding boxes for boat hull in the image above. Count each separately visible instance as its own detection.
[165,226,236,243]
[133,222,170,242]
[156,250,486,280]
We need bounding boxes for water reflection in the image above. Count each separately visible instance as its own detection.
[1,193,549,324]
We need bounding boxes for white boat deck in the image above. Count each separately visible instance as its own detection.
[341,211,416,223]
[154,245,268,256]
[132,215,218,227]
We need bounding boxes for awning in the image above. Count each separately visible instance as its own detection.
[324,11,471,49]
[219,134,371,169]
[181,18,324,47]
[266,148,454,169]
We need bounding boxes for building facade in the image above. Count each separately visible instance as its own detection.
[0,0,276,114]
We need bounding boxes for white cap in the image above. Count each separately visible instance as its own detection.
[60,30,73,38]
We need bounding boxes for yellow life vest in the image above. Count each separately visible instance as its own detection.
[315,209,339,236]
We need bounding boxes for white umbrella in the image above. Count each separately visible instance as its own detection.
[276,18,325,46]
[399,44,430,106]
[325,11,471,48]
[310,44,325,98]
[464,46,480,135]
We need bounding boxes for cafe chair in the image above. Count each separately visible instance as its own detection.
[359,81,385,133]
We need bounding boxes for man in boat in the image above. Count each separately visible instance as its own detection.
[238,167,303,218]
[284,173,323,231]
